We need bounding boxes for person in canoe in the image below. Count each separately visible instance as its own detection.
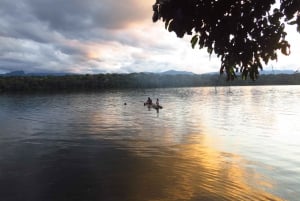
[156,98,159,106]
[155,98,163,109]
[144,97,152,106]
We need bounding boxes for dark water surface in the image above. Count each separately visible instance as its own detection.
[1,86,300,201]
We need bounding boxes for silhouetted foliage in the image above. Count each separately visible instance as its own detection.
[152,0,300,80]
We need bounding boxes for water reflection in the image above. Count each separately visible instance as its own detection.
[101,130,283,201]
[1,86,299,200]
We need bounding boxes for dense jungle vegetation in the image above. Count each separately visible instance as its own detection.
[1,73,299,92]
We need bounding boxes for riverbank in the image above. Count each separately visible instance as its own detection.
[1,73,299,92]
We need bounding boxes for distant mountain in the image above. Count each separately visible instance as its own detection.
[260,70,296,75]
[2,69,297,77]
[200,69,297,75]
[3,70,26,76]
[0,70,74,77]
[28,72,73,76]
[160,70,195,75]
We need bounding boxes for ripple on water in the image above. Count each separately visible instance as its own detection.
[1,87,299,200]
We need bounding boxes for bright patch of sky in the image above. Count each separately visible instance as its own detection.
[0,0,299,74]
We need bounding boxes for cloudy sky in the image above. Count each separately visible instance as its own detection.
[0,0,299,74]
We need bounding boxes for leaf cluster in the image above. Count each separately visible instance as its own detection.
[153,0,300,80]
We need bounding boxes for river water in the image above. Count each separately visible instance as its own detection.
[0,86,299,201]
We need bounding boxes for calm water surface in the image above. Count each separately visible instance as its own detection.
[0,86,300,201]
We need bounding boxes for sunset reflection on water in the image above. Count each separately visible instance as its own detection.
[1,86,299,200]
[107,130,283,201]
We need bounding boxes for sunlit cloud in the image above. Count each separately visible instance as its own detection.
[0,0,299,74]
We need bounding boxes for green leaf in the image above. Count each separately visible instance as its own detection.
[207,47,213,55]
[288,20,297,25]
[152,11,159,22]
[167,20,174,32]
[191,35,198,49]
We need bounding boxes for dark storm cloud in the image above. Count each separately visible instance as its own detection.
[0,0,157,73]
[1,0,150,41]
[0,58,37,71]
[0,0,223,74]
[25,0,150,38]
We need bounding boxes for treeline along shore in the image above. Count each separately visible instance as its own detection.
[0,72,300,92]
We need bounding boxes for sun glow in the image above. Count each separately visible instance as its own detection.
[87,50,101,60]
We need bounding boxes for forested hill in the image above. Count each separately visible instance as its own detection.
[0,72,300,92]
